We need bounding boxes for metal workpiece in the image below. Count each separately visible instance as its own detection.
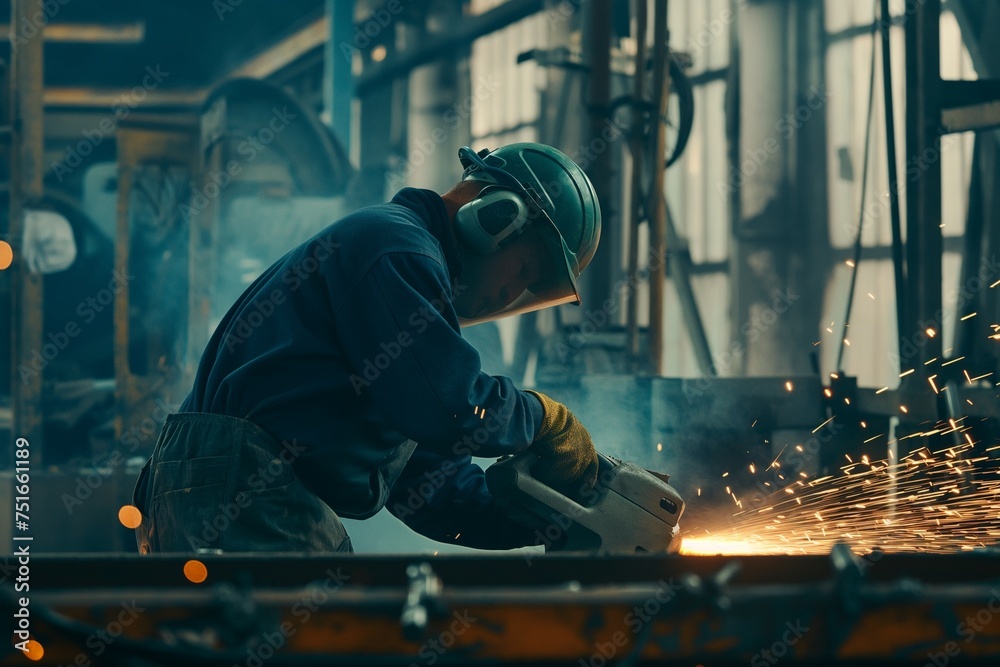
[10,550,1000,666]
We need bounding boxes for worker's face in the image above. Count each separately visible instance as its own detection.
[453,232,550,322]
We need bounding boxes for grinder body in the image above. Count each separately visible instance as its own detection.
[485,450,685,554]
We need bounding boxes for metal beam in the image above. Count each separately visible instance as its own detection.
[942,100,1000,133]
[225,16,329,81]
[939,79,1000,133]
[354,0,544,95]
[665,205,716,376]
[43,88,205,109]
[0,22,145,43]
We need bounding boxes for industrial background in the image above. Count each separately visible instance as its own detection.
[3,0,1000,664]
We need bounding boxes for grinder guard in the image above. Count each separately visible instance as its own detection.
[485,450,685,554]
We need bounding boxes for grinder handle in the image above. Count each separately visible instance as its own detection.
[491,448,614,515]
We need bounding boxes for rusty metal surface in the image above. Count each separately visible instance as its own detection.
[5,550,1000,665]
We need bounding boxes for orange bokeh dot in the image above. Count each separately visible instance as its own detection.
[118,505,143,529]
[0,241,12,271]
[22,639,44,661]
[183,559,208,584]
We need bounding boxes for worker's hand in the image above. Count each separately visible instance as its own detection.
[526,391,599,501]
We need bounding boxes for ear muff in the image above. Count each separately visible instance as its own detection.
[455,187,529,255]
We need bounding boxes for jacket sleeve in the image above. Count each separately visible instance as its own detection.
[331,250,543,458]
[386,446,538,550]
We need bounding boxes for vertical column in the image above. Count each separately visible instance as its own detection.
[356,0,404,202]
[902,0,943,380]
[582,0,613,310]
[326,0,355,157]
[9,0,45,463]
[647,0,670,375]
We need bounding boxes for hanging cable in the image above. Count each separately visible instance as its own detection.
[879,0,910,366]
[836,0,880,373]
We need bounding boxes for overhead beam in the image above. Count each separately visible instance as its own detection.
[43,87,205,109]
[225,15,328,81]
[42,15,330,110]
[355,0,544,95]
[0,21,145,43]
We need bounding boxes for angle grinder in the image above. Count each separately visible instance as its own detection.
[485,449,685,554]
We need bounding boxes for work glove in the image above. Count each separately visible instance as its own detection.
[526,390,599,501]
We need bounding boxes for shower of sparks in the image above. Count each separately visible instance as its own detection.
[680,434,1000,556]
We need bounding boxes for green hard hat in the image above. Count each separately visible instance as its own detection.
[461,142,602,309]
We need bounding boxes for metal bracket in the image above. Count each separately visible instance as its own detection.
[400,562,445,641]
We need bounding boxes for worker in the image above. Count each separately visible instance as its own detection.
[131,143,602,553]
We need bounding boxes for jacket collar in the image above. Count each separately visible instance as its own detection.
[390,187,463,281]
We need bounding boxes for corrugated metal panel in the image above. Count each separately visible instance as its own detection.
[819,5,977,388]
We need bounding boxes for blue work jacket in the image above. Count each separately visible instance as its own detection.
[181,187,544,549]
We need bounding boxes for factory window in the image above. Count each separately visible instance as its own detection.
[820,2,979,389]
